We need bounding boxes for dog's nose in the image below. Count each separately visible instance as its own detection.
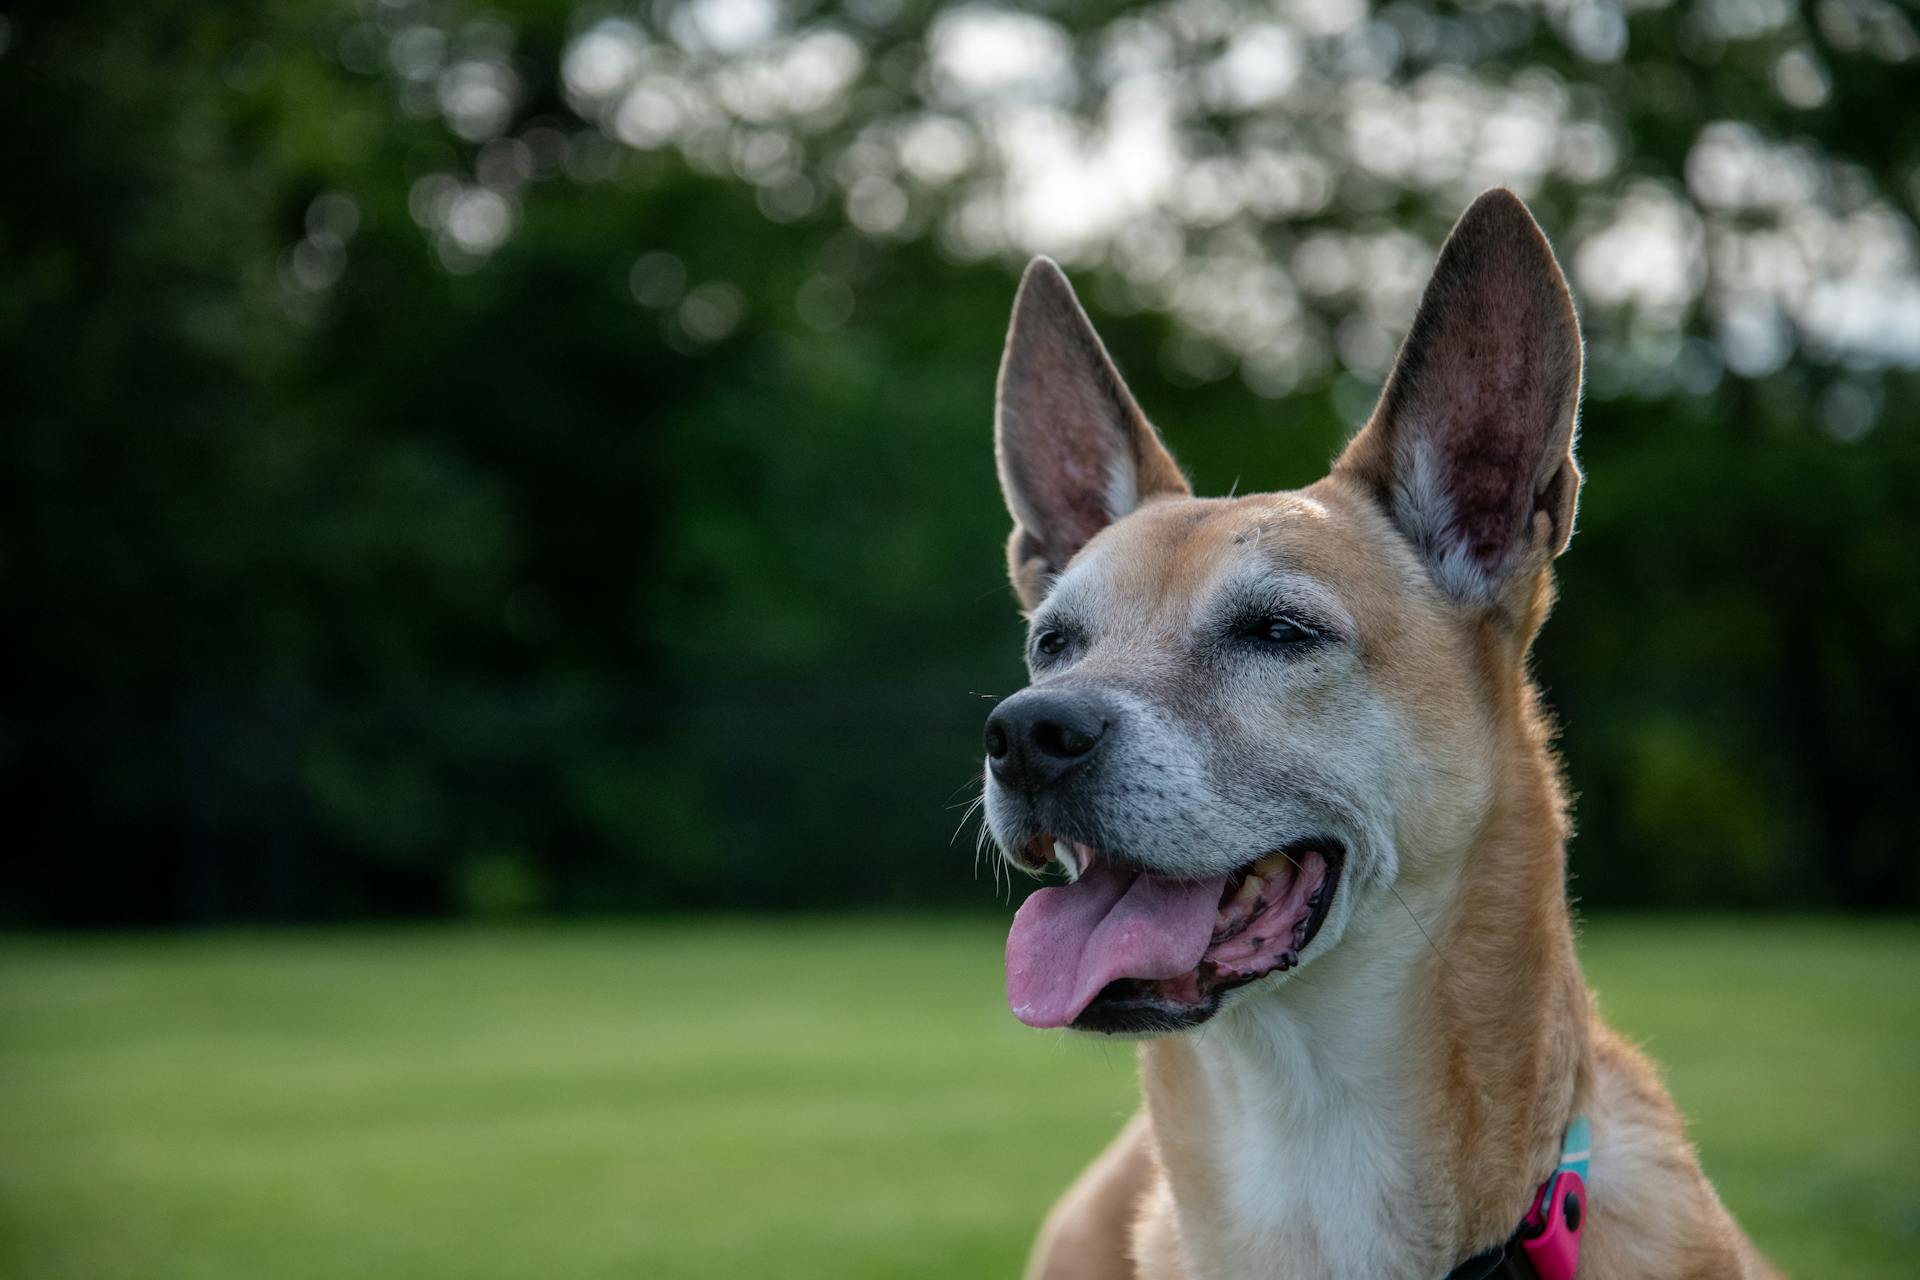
[984,691,1109,792]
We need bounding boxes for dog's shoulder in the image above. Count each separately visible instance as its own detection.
[1580,1024,1782,1279]
[1025,1110,1166,1280]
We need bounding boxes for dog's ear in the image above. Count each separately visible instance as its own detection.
[1335,188,1583,620]
[995,257,1189,610]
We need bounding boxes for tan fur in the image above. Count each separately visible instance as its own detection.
[1021,481,1776,1279]
[1025,1113,1160,1280]
[993,192,1777,1279]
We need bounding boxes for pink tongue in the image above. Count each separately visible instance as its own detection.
[1005,860,1230,1029]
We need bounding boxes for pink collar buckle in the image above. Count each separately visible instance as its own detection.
[1519,1115,1590,1280]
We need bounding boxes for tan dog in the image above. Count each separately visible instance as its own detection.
[979,190,1778,1280]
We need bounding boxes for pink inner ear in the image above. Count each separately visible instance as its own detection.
[1428,303,1555,566]
[996,257,1190,587]
[996,263,1143,569]
[1383,202,1580,577]
[1008,341,1129,559]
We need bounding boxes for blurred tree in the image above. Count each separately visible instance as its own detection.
[1,0,1915,923]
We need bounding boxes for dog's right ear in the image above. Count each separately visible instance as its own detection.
[995,257,1189,611]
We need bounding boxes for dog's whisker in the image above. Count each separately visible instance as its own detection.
[1270,847,1455,982]
[1386,882,1458,983]
[968,804,1001,885]
[950,795,984,846]
[943,769,990,805]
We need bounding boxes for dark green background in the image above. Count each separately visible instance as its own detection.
[3,1,1915,924]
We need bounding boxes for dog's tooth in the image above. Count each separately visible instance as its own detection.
[1252,853,1295,882]
[1230,874,1264,913]
[1053,839,1079,882]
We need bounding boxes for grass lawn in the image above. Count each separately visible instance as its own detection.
[0,918,1914,1278]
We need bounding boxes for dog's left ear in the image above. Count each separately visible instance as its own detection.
[996,257,1190,611]
[1335,188,1583,621]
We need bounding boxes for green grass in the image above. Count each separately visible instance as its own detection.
[0,919,1913,1279]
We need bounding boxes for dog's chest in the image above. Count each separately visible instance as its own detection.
[1186,1109,1433,1279]
[1147,998,1447,1280]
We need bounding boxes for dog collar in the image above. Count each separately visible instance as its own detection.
[1443,1115,1590,1280]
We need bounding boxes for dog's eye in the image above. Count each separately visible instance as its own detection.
[1034,627,1069,657]
[1252,615,1314,645]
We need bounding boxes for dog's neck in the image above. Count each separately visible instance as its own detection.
[1139,692,1591,1280]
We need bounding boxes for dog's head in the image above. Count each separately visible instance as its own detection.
[983,189,1583,1035]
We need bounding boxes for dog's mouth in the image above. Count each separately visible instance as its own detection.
[1004,837,1345,1035]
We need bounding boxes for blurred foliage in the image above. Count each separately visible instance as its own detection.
[1,0,1916,924]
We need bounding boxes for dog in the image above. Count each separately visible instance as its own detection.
[979,189,1778,1280]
